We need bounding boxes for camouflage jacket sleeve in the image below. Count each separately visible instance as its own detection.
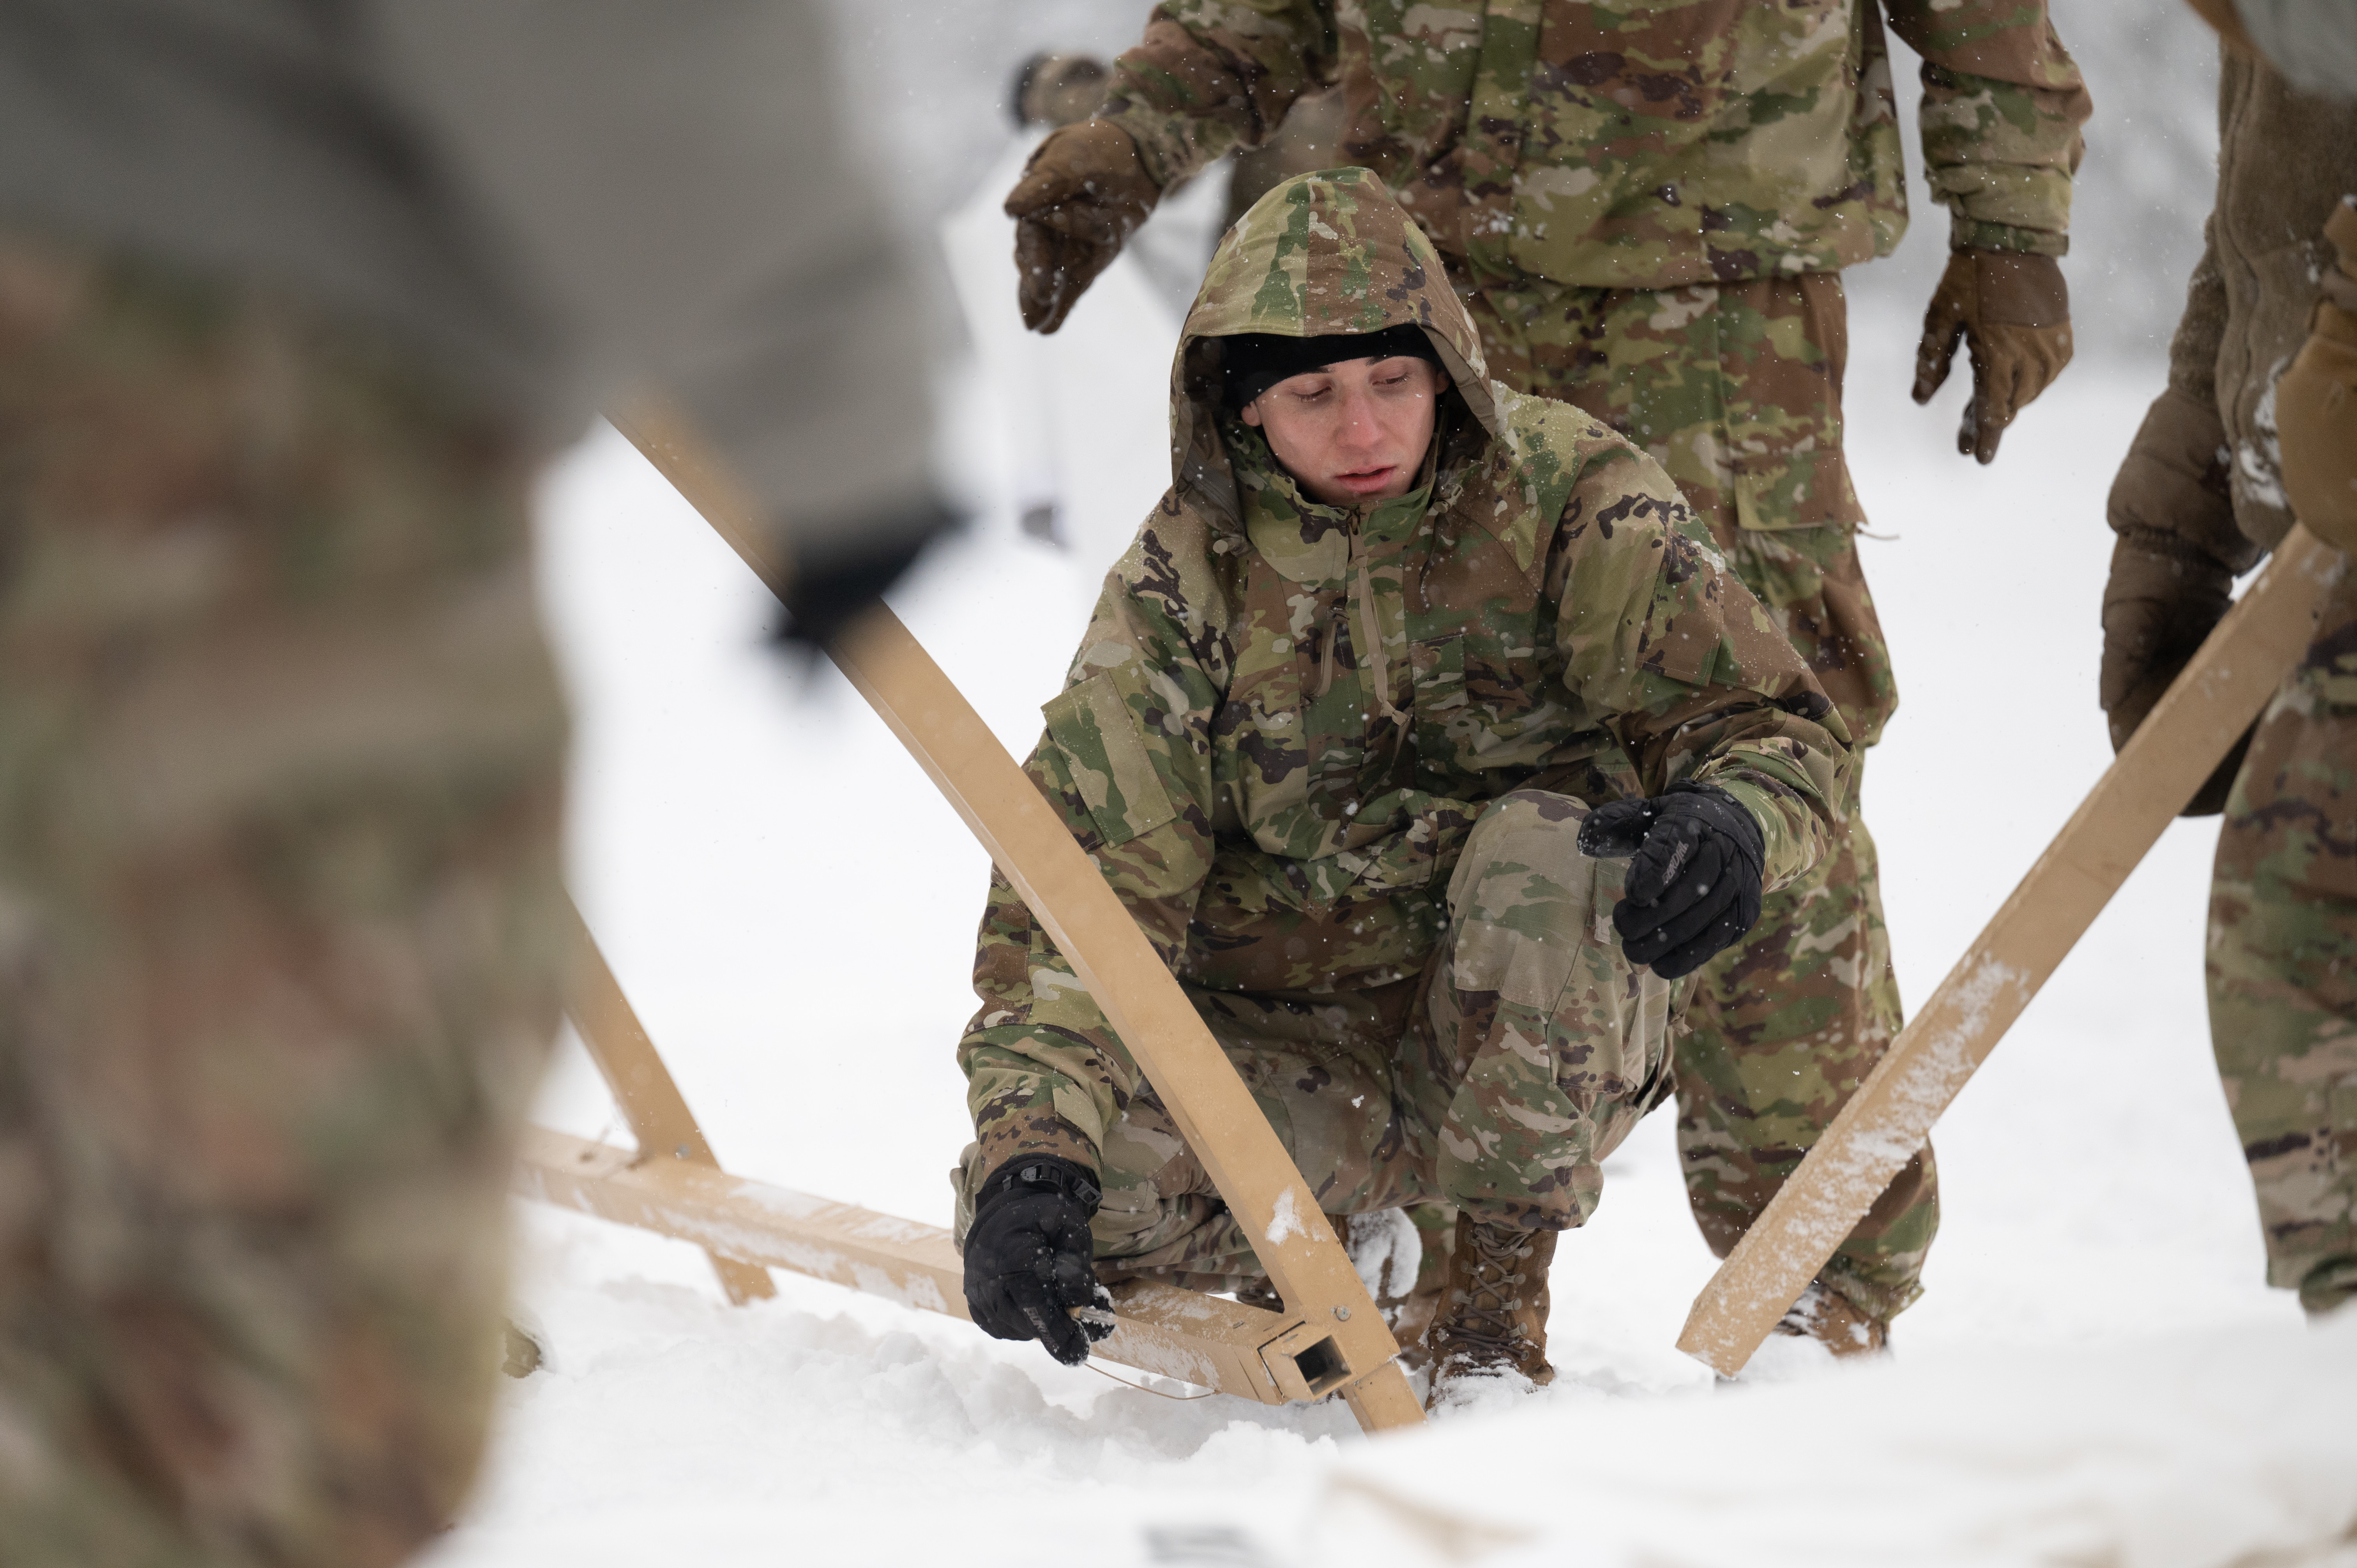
[1548,441,1854,893]
[1883,0,2093,255]
[956,531,1226,1181]
[1098,0,1339,191]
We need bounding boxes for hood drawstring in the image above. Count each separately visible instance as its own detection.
[1350,525,1408,728]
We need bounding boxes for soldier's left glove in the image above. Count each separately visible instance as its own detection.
[2276,199,2357,557]
[1912,250,2073,464]
[1004,121,1161,334]
[1578,782,1765,981]
[2101,387,2249,815]
[962,1154,1116,1367]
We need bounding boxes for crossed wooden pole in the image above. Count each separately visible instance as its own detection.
[516,398,2341,1420]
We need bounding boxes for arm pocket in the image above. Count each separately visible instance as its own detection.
[1042,672,1179,848]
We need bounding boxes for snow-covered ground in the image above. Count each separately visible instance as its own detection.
[421,119,2355,1568]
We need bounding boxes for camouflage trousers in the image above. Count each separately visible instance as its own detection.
[0,237,569,1566]
[2210,562,2357,1317]
[957,790,1675,1289]
[1461,264,1936,1322]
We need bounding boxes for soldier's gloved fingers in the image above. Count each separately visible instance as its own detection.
[1009,1273,1095,1365]
[1946,393,1975,459]
[967,1270,1043,1343]
[1577,798,1656,860]
[1615,836,1730,940]
[1043,1272,1119,1347]
[1622,867,1735,966]
[1628,876,1760,975]
[1620,875,1740,966]
[1015,221,1078,333]
[1967,350,2017,466]
[1039,1244,1103,1312]
[1005,144,1094,220]
[1019,223,1122,334]
[1078,1280,1119,1345]
[1622,858,1735,952]
[1623,826,1724,912]
[2182,722,2256,818]
[1912,316,1965,404]
[1641,901,1758,980]
[2097,600,2172,726]
[2103,668,2182,754]
[1620,821,1699,906]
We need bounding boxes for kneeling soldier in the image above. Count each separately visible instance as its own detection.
[953,171,1852,1403]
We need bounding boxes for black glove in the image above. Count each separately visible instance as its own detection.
[962,1154,1114,1366]
[774,498,960,653]
[1577,782,1766,980]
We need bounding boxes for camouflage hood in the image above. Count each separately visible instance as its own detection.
[1171,169,1505,522]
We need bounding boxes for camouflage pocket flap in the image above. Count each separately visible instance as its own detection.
[1446,793,1605,1011]
[1043,673,1179,848]
[1730,455,1866,535]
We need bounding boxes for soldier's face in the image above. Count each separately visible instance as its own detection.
[1241,356,1446,509]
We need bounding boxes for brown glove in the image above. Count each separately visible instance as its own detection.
[2276,200,2357,556]
[1004,120,1161,334]
[2100,387,2250,814]
[1913,251,2074,464]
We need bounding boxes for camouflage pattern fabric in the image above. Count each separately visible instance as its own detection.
[1101,0,2089,290]
[1470,265,1934,1323]
[957,790,1676,1281]
[2209,563,2357,1317]
[957,172,1852,1233]
[1466,268,1893,743]
[0,235,568,1568]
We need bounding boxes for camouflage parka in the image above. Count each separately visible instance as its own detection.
[959,171,1852,1178]
[1101,0,2091,290]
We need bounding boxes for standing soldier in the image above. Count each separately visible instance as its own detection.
[1000,0,2092,1351]
[2102,7,2357,1319]
[0,5,943,1565]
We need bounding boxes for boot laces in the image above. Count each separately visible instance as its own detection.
[1447,1226,1535,1356]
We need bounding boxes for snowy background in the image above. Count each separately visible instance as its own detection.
[421,5,2357,1566]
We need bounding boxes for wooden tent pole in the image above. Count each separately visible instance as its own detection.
[558,894,776,1305]
[1677,525,2345,1376]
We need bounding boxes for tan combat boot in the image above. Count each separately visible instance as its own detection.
[1424,1220,1557,1406]
[1771,1280,1888,1359]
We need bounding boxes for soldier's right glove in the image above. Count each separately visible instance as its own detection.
[962,1154,1115,1366]
[1912,251,2073,464]
[1004,121,1161,334]
[2101,386,2251,814]
[1578,781,1765,981]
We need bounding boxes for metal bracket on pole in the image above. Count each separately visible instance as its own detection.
[1676,524,2346,1377]
[574,400,1422,1433]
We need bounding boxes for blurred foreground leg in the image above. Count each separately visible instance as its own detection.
[0,237,567,1567]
